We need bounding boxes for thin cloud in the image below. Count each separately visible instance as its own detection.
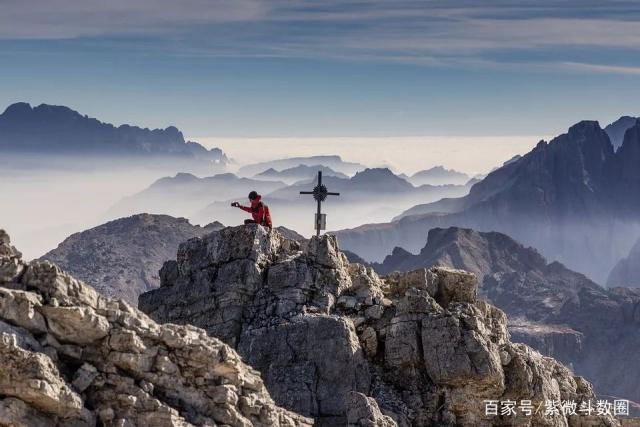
[0,0,266,39]
[2,0,640,75]
[559,62,640,75]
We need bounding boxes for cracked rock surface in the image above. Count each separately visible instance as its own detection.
[140,225,620,426]
[0,228,313,427]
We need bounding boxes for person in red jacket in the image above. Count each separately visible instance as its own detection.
[231,191,272,228]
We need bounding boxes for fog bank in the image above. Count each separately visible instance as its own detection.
[197,135,542,176]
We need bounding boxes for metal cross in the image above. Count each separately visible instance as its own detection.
[300,171,340,236]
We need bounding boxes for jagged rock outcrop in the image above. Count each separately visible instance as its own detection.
[369,227,640,405]
[41,214,224,304]
[140,225,620,426]
[0,228,312,427]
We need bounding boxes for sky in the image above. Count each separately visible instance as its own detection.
[1,0,640,141]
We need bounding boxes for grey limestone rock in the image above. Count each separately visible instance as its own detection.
[140,224,620,426]
[0,228,312,427]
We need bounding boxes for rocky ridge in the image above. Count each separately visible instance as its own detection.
[0,228,312,427]
[41,214,225,304]
[0,102,228,165]
[140,224,621,426]
[370,227,640,405]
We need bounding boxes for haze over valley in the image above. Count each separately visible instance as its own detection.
[1,102,540,261]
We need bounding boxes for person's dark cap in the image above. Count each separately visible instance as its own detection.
[248,191,259,200]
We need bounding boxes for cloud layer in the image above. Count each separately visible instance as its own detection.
[3,1,640,73]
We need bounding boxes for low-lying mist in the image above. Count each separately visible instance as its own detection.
[0,154,225,259]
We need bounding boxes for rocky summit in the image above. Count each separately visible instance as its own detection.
[0,229,312,427]
[41,214,224,304]
[140,224,620,426]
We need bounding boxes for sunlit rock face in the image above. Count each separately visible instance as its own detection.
[140,224,618,427]
[0,228,313,427]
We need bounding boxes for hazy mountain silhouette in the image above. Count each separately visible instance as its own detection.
[253,164,348,184]
[237,155,365,177]
[336,119,640,283]
[108,172,286,220]
[264,167,467,201]
[368,226,640,403]
[193,168,473,234]
[408,166,470,186]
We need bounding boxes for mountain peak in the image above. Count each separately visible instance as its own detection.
[40,213,224,303]
[2,101,32,116]
[352,167,400,181]
[351,167,413,191]
[373,226,549,277]
[408,165,471,186]
[605,115,640,150]
[567,119,602,136]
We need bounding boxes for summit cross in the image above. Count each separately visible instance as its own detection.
[299,171,340,236]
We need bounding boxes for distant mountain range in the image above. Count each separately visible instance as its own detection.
[266,167,452,200]
[366,226,640,403]
[253,164,348,184]
[192,167,473,233]
[336,117,640,283]
[40,214,224,303]
[407,166,471,186]
[0,102,229,171]
[237,155,365,177]
[111,166,473,236]
[108,172,286,219]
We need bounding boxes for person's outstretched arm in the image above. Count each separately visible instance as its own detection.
[231,202,252,213]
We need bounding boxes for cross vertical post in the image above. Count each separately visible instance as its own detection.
[299,171,340,236]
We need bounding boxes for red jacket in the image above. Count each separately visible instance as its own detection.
[238,195,272,227]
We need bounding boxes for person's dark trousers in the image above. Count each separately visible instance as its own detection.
[244,219,257,225]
